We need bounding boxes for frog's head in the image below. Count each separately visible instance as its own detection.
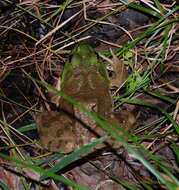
[71,43,98,67]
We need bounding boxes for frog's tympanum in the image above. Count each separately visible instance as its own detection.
[37,44,135,153]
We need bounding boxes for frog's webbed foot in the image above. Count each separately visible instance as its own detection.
[113,110,136,131]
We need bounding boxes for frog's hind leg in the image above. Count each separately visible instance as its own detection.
[98,92,112,119]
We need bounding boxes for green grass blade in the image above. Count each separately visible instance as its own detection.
[0,153,91,190]
[119,98,179,134]
[41,136,107,180]
[129,2,161,18]
[171,143,179,162]
[18,123,37,133]
[146,90,176,104]
[154,0,165,14]
[0,181,10,190]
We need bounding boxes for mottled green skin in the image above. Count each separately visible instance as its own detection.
[62,44,109,82]
[61,44,109,89]
[60,43,112,117]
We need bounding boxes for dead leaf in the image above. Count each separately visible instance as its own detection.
[0,158,22,190]
[110,51,128,88]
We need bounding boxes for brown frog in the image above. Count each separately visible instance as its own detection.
[36,44,135,153]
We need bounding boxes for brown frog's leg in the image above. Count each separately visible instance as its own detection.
[97,91,112,118]
[87,70,112,117]
[93,91,112,139]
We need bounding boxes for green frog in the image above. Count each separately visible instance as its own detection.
[37,44,135,153]
[59,43,112,117]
